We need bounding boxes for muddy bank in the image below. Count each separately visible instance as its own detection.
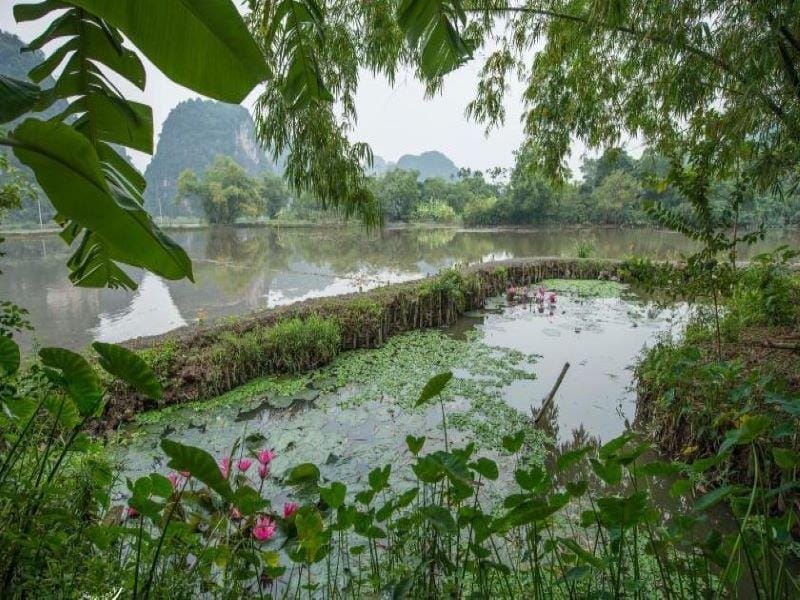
[101,258,626,428]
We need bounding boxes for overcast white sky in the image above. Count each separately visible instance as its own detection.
[0,5,610,177]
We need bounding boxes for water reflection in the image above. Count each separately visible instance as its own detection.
[0,226,795,349]
[93,273,187,343]
[475,291,688,444]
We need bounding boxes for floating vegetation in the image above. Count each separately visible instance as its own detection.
[538,278,625,298]
[134,374,311,425]
[114,327,548,510]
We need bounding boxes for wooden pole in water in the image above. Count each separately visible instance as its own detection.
[532,362,570,427]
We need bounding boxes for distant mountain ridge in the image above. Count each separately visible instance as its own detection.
[369,150,459,181]
[143,99,278,219]
[396,151,459,180]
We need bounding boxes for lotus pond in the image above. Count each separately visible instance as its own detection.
[110,280,687,500]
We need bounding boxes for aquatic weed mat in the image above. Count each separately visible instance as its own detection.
[111,329,547,490]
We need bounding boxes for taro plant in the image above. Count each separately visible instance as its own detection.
[70,372,797,598]
[0,337,165,596]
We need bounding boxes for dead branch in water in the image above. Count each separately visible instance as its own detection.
[532,362,570,427]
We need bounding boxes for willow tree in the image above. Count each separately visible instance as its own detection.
[249,0,800,205]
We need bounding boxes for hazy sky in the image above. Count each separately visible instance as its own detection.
[0,6,609,177]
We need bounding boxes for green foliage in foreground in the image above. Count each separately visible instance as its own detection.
[635,249,800,476]
[2,352,799,598]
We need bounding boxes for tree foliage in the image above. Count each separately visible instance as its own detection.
[242,0,800,233]
[177,157,265,225]
[462,0,800,188]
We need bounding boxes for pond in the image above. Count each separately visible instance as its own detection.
[111,281,688,504]
[0,225,794,350]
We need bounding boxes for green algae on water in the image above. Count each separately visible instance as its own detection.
[538,278,625,298]
[123,329,546,462]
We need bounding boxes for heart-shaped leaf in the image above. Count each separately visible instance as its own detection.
[406,435,426,455]
[39,347,102,416]
[469,457,499,481]
[92,341,162,399]
[161,439,233,501]
[416,371,452,406]
[0,335,20,378]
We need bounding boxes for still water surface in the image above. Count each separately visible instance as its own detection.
[114,285,686,493]
[2,225,796,350]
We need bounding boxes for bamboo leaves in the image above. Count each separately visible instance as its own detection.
[396,0,474,79]
[270,0,333,109]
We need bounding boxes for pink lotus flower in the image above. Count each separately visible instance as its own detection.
[126,506,139,520]
[252,515,277,542]
[230,506,243,520]
[283,502,300,519]
[257,449,276,465]
[258,463,270,480]
[237,458,253,473]
[167,472,181,488]
[219,457,231,480]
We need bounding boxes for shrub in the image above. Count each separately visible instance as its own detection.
[412,199,457,223]
[208,315,341,382]
[462,196,499,226]
[573,239,595,258]
[728,247,800,328]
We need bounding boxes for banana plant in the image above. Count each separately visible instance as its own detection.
[0,1,269,290]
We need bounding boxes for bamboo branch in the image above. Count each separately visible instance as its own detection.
[465,4,796,138]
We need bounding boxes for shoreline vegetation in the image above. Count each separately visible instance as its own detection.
[3,219,797,238]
